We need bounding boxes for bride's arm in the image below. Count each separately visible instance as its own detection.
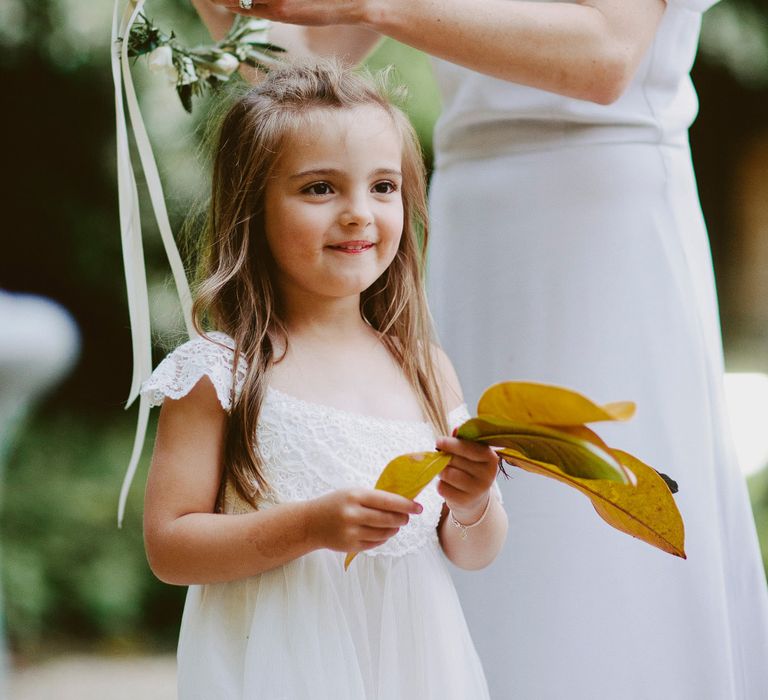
[368,0,667,104]
[190,0,381,65]
[207,0,666,104]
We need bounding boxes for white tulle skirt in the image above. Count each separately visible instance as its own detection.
[427,139,768,699]
[176,543,490,700]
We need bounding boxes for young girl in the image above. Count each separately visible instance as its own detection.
[141,59,507,699]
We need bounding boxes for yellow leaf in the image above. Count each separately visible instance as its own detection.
[373,451,453,500]
[457,416,628,483]
[344,451,452,570]
[497,447,686,558]
[477,381,635,426]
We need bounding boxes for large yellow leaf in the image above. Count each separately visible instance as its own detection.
[457,416,628,483]
[477,382,635,426]
[344,451,451,569]
[497,447,686,559]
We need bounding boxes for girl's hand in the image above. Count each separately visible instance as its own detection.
[309,488,423,553]
[435,436,498,525]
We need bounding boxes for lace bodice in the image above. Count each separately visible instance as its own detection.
[142,333,470,558]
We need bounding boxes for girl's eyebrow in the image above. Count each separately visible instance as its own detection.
[288,168,403,180]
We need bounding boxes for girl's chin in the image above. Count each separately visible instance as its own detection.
[322,277,383,299]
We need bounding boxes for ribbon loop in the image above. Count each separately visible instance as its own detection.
[111,0,196,525]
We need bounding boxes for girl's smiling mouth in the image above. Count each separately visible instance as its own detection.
[327,240,376,254]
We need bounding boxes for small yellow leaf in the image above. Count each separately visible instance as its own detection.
[498,448,685,558]
[374,451,453,500]
[345,451,451,570]
[477,382,636,426]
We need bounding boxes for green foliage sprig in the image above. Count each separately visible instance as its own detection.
[125,14,285,112]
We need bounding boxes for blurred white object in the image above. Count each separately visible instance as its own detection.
[724,372,768,476]
[9,654,176,700]
[0,290,80,698]
[0,292,80,440]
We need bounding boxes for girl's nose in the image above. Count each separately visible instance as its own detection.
[339,194,373,228]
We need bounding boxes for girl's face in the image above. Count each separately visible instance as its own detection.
[264,105,404,308]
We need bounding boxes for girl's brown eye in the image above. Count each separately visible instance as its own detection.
[305,182,333,196]
[372,181,397,194]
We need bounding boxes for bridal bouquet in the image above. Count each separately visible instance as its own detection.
[345,382,686,569]
[126,13,284,112]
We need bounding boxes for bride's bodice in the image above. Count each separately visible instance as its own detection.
[142,332,467,558]
[431,0,720,165]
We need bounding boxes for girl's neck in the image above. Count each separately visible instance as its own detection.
[269,295,427,424]
[281,291,371,342]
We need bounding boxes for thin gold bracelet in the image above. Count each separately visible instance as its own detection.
[449,494,493,541]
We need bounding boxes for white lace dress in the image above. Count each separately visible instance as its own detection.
[142,332,491,700]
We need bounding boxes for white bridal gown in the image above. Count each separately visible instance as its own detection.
[142,333,492,700]
[427,0,768,698]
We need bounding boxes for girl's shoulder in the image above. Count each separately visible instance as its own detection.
[429,342,464,413]
[140,331,247,411]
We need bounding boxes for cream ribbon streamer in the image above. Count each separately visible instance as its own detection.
[111,0,198,525]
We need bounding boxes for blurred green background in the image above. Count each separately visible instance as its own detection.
[2,0,768,662]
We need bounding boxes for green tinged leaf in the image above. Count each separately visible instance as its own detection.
[457,416,627,483]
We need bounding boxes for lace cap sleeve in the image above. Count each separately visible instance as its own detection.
[140,332,246,411]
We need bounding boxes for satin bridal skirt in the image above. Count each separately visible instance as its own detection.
[176,543,490,700]
[428,139,768,699]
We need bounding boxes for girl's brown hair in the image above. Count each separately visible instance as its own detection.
[193,58,449,509]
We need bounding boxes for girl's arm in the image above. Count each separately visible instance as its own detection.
[143,377,422,585]
[433,348,508,570]
[436,437,508,570]
[190,0,381,65]
[208,0,666,105]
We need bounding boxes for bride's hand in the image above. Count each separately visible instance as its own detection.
[203,0,370,27]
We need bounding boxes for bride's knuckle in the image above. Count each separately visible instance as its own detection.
[271,1,289,21]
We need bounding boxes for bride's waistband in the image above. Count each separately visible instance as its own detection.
[433,119,689,167]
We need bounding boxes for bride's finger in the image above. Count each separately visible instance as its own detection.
[223,0,268,12]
